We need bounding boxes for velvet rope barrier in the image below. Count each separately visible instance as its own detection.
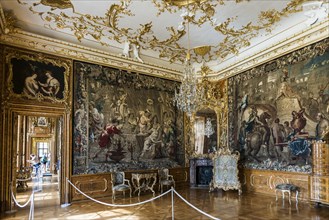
[10,182,35,220]
[67,178,171,207]
[173,188,220,220]
[66,178,221,219]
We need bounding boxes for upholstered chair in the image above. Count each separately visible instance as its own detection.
[158,168,175,193]
[111,171,132,199]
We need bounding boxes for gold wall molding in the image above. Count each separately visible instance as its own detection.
[0,29,182,81]
[71,174,112,201]
[71,167,189,202]
[243,169,310,200]
[212,19,329,80]
[75,178,109,194]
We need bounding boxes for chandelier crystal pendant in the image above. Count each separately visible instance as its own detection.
[204,118,215,138]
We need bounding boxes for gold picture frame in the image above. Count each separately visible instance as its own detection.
[5,47,70,104]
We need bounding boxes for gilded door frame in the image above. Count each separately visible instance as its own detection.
[0,46,73,212]
[1,104,72,212]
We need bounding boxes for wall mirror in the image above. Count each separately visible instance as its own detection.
[193,107,218,155]
[183,78,228,160]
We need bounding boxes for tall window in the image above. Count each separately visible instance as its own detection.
[37,142,49,158]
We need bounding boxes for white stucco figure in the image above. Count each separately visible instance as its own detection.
[122,41,131,58]
[131,44,144,63]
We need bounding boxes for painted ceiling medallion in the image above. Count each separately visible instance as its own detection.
[10,0,323,67]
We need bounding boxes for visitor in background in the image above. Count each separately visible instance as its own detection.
[40,154,48,173]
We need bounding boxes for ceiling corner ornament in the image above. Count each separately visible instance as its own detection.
[0,6,17,35]
[213,19,329,81]
[16,0,307,64]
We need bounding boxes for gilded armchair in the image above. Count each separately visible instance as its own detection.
[158,168,175,193]
[111,171,132,199]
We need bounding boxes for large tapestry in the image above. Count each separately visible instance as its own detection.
[228,38,329,173]
[73,61,184,174]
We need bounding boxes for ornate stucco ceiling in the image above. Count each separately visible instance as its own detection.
[0,0,328,80]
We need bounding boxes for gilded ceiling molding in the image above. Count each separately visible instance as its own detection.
[150,0,307,63]
[0,29,182,81]
[17,0,307,64]
[0,5,15,35]
[211,19,329,81]
[38,0,74,10]
[0,4,5,33]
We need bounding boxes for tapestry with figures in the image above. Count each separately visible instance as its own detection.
[73,61,184,174]
[228,38,329,173]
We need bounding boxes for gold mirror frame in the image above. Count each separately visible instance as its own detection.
[184,79,228,160]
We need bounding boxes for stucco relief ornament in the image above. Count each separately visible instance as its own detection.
[120,40,144,63]
[1,10,17,34]
[303,1,328,26]
[121,41,130,58]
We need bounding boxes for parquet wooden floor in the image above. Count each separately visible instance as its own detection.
[2,180,329,220]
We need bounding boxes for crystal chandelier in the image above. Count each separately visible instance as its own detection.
[173,59,201,116]
[204,118,215,138]
[173,4,203,117]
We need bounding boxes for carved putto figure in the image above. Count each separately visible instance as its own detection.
[120,41,144,63]
[122,41,130,58]
[131,43,144,63]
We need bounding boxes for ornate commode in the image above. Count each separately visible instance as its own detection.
[309,142,329,205]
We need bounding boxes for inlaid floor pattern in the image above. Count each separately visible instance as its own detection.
[2,180,329,220]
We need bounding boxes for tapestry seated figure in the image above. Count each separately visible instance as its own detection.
[287,132,311,164]
[111,171,132,199]
[158,168,175,193]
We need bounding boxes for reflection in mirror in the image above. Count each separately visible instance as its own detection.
[194,108,217,155]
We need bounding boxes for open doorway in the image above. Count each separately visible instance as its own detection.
[14,114,63,208]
